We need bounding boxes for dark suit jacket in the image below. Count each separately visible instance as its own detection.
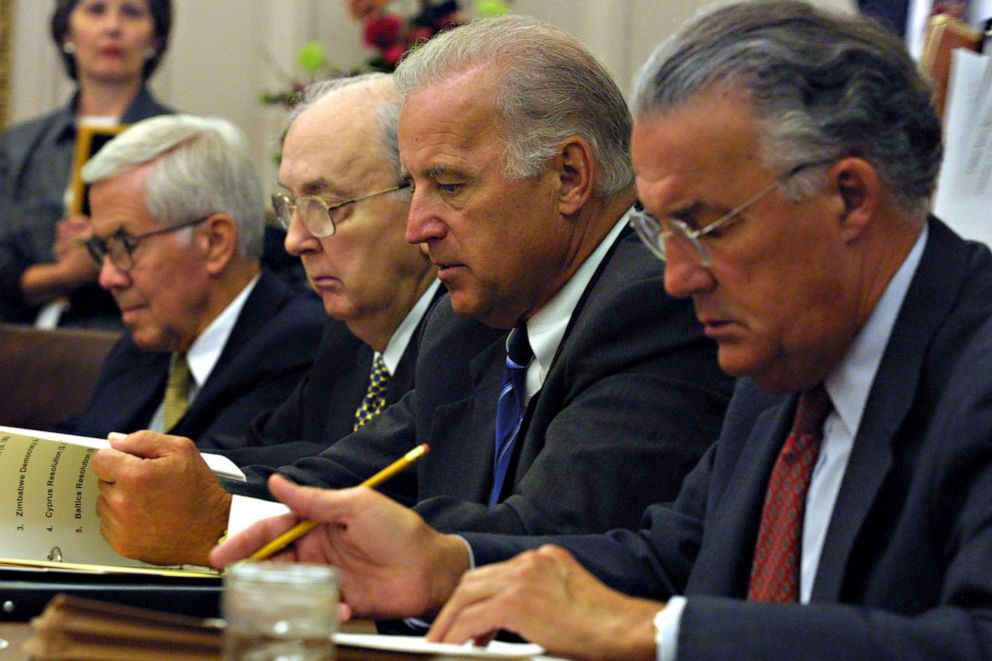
[229,229,734,536]
[202,286,436,467]
[466,218,992,659]
[57,271,325,444]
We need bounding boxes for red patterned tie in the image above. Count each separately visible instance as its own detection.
[748,383,832,602]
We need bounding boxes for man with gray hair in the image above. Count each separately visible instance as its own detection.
[91,76,441,565]
[96,17,732,567]
[214,3,992,659]
[59,114,324,442]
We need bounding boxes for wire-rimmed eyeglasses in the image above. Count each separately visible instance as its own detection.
[272,180,411,238]
[84,216,209,273]
[629,160,833,267]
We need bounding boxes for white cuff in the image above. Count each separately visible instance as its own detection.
[655,596,686,661]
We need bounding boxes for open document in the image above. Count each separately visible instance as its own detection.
[0,426,243,575]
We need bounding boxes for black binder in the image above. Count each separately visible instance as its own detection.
[0,568,221,621]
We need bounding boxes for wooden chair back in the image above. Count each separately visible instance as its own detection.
[0,324,121,430]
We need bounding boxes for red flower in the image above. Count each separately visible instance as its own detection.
[382,43,406,65]
[407,26,435,46]
[363,14,404,49]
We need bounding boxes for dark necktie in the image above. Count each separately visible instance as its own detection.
[353,355,391,431]
[748,383,832,602]
[162,352,191,431]
[488,324,533,508]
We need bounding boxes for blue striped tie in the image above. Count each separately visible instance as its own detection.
[489,324,533,507]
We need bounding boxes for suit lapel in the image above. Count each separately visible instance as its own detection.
[388,284,447,406]
[811,218,971,601]
[692,395,796,597]
[424,333,505,502]
[179,273,286,429]
[100,346,169,434]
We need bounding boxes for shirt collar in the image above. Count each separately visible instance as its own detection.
[378,279,442,375]
[185,274,260,389]
[824,224,928,438]
[525,210,631,389]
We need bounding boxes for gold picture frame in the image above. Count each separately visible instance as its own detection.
[68,124,129,216]
[0,0,13,131]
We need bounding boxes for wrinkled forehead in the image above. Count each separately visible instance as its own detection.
[634,89,764,176]
[280,103,393,193]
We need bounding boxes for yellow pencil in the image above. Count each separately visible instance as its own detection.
[246,443,430,561]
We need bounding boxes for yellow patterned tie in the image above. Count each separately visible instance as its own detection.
[353,355,391,431]
[162,352,191,431]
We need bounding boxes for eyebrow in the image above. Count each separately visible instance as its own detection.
[283,178,349,198]
[300,179,331,196]
[668,200,705,221]
[424,164,466,180]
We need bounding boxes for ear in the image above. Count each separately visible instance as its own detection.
[553,137,595,216]
[196,214,239,277]
[829,157,881,244]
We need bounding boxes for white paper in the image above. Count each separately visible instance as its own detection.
[934,49,992,246]
[333,632,546,658]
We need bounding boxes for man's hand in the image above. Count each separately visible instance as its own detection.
[210,475,470,620]
[91,431,232,566]
[429,545,662,661]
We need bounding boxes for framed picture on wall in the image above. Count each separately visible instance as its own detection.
[68,124,129,216]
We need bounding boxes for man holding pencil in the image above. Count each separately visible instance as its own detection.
[95,17,733,567]
[215,3,992,659]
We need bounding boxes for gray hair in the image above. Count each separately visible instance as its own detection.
[82,114,265,258]
[393,15,633,199]
[284,73,403,179]
[633,0,941,218]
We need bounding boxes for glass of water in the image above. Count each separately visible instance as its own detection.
[223,561,338,661]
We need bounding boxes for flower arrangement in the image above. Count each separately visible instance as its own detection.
[348,0,465,71]
[261,0,513,108]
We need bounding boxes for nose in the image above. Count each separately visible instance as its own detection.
[283,212,319,257]
[101,7,125,33]
[404,188,445,245]
[97,257,130,290]
[662,240,715,300]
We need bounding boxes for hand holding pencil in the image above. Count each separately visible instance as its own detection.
[210,443,472,620]
[245,443,430,561]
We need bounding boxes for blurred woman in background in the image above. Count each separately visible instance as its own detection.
[0,0,173,328]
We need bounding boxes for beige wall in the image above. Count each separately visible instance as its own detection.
[8,0,855,195]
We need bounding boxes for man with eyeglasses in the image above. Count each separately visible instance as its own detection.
[93,20,734,570]
[56,113,325,446]
[90,76,442,565]
[214,3,992,659]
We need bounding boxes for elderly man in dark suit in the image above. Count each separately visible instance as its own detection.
[58,114,325,440]
[214,4,992,660]
[101,17,734,568]
[92,75,440,565]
